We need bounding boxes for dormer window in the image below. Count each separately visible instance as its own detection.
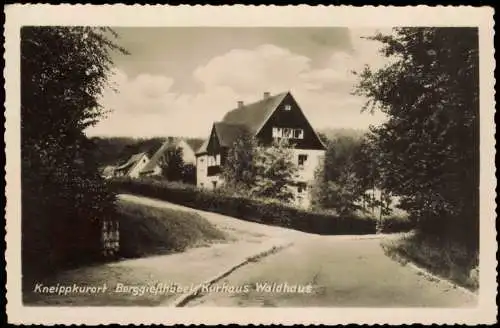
[294,129,304,139]
[284,104,292,111]
[273,127,304,140]
[283,128,293,138]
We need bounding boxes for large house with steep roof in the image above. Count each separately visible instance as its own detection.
[195,91,326,207]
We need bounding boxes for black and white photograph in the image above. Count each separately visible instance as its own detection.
[4,5,496,326]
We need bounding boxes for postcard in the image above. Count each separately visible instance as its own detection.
[4,4,496,325]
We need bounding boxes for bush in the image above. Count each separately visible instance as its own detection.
[110,178,415,235]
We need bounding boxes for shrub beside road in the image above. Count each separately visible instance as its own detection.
[110,177,414,236]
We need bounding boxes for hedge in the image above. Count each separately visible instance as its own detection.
[109,178,414,235]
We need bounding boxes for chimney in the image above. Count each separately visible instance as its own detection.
[237,100,244,108]
[263,91,271,99]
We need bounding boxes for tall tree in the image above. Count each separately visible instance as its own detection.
[161,146,185,181]
[354,27,479,247]
[21,27,128,273]
[221,130,259,192]
[251,138,298,202]
[310,136,366,215]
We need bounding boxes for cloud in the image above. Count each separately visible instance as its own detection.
[100,69,177,116]
[88,30,392,138]
[193,44,312,95]
[93,69,240,138]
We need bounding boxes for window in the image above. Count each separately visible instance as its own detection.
[298,154,308,166]
[273,127,303,140]
[284,104,292,111]
[294,129,304,139]
[208,154,221,167]
[272,127,283,138]
[283,128,293,138]
[212,181,217,189]
[297,183,307,193]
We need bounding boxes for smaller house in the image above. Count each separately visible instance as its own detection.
[100,165,116,180]
[140,137,205,177]
[114,152,149,178]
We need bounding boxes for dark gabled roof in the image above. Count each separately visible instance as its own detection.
[195,91,298,156]
[214,122,250,147]
[195,122,250,155]
[221,92,288,134]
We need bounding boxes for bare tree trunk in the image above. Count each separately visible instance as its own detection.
[377,189,384,234]
[372,185,376,215]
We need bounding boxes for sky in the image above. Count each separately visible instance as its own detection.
[86,27,394,139]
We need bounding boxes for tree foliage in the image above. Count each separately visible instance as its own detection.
[221,136,298,201]
[221,130,259,191]
[21,27,128,273]
[354,27,479,246]
[311,136,366,215]
[161,146,186,182]
[251,138,299,202]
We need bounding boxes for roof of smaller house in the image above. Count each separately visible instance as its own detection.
[196,138,209,155]
[214,122,250,147]
[195,122,250,155]
[115,152,147,171]
[184,138,205,153]
[141,137,204,173]
[140,139,171,173]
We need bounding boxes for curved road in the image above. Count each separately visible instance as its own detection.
[187,236,477,307]
[119,194,477,308]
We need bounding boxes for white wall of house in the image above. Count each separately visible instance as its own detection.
[148,164,163,176]
[292,149,325,183]
[196,154,223,190]
[195,148,324,208]
[128,155,150,178]
[289,149,325,209]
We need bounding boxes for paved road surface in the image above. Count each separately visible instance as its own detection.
[118,194,476,308]
[186,236,477,307]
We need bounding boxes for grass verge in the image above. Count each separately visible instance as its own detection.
[381,231,479,291]
[116,200,227,258]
